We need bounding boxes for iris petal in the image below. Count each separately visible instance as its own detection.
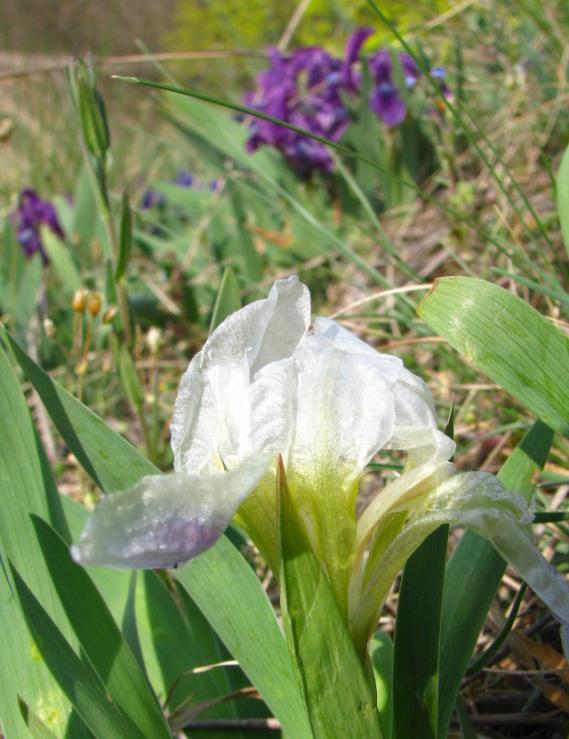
[71,455,270,569]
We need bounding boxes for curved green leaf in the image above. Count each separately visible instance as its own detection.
[417,277,569,434]
[278,461,382,739]
[557,143,569,257]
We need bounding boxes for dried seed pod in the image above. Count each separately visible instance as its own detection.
[72,288,88,313]
[87,291,103,318]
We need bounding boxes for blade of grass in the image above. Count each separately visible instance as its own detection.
[557,143,569,258]
[364,0,555,255]
[209,267,241,333]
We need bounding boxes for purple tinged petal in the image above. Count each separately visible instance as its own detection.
[343,26,374,92]
[371,83,407,127]
[13,188,64,264]
[174,170,194,187]
[400,52,420,89]
[369,49,392,84]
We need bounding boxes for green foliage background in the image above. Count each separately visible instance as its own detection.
[166,0,452,52]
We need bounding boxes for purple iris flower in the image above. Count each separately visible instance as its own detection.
[342,26,374,92]
[245,45,355,173]
[13,189,64,264]
[141,189,166,210]
[369,50,407,128]
[400,53,421,89]
[174,170,194,187]
[431,66,452,99]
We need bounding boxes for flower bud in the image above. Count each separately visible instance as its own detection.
[72,288,88,313]
[43,318,56,338]
[0,118,14,141]
[102,305,118,324]
[87,291,103,318]
[146,326,162,356]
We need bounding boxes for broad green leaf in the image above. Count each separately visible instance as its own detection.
[209,267,241,333]
[10,565,143,739]
[417,277,569,434]
[42,230,81,294]
[370,632,394,739]
[135,571,230,709]
[5,330,153,492]
[437,421,553,737]
[176,536,311,738]
[0,338,76,737]
[393,525,448,739]
[8,333,311,738]
[61,496,132,626]
[0,569,73,738]
[17,697,59,739]
[31,517,170,738]
[278,460,382,739]
[556,142,569,257]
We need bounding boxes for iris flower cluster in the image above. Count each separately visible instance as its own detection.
[245,27,445,172]
[13,189,64,264]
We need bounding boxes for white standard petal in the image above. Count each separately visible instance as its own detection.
[315,318,449,458]
[288,334,399,478]
[71,455,270,569]
[171,276,310,473]
[387,367,438,449]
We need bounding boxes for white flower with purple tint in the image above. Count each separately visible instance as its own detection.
[72,277,569,651]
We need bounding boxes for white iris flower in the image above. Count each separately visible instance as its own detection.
[72,276,569,650]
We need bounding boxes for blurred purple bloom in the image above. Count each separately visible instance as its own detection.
[245,44,359,173]
[342,26,374,92]
[369,50,407,128]
[174,170,194,187]
[431,66,452,99]
[400,53,420,89]
[141,189,165,210]
[13,189,64,264]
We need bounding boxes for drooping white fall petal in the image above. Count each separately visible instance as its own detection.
[71,455,270,569]
[351,471,569,653]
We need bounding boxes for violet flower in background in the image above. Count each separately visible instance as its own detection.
[243,28,435,169]
[13,189,64,264]
[245,45,351,173]
[369,50,408,128]
[401,53,421,89]
[431,66,452,99]
[342,26,373,92]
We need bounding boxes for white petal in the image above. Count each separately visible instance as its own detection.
[71,455,270,569]
[315,319,449,458]
[387,368,438,450]
[171,276,310,473]
[356,432,455,550]
[352,471,569,650]
[288,334,398,478]
[314,317,402,365]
